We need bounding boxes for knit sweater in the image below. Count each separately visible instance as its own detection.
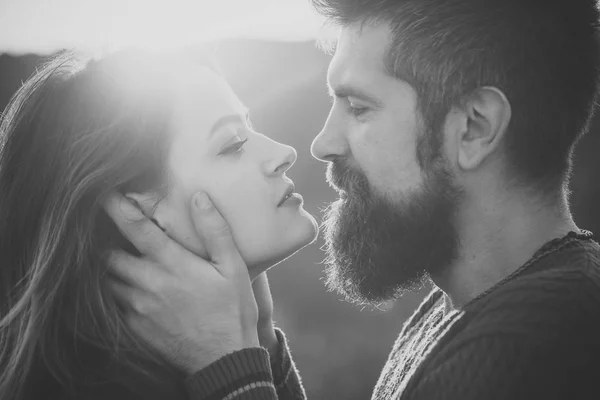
[191,233,600,400]
[25,328,304,400]
[186,329,306,400]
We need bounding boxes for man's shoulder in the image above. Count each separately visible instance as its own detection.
[464,240,600,332]
[502,238,600,296]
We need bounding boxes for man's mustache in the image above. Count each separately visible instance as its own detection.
[326,160,368,194]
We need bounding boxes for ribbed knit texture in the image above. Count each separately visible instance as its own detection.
[372,236,600,400]
[185,348,276,400]
[184,328,306,400]
[271,329,306,399]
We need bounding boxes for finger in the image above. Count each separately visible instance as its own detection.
[191,192,245,272]
[110,288,151,340]
[108,277,148,315]
[106,248,167,292]
[252,272,270,292]
[252,273,273,308]
[252,273,273,305]
[103,191,181,265]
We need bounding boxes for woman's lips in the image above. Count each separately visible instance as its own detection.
[279,192,303,206]
[277,182,296,207]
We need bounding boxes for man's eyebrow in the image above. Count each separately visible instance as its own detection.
[209,110,250,139]
[327,83,382,106]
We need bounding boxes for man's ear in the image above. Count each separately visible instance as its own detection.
[124,192,167,231]
[451,86,511,171]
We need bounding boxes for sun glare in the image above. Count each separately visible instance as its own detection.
[0,0,325,53]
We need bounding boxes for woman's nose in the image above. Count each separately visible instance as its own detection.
[264,141,297,176]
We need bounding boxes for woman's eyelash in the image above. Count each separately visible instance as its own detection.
[220,138,248,156]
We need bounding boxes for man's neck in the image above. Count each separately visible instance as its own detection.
[431,190,579,310]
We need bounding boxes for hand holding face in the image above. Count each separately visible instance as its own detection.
[104,192,260,375]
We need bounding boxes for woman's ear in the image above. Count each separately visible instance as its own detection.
[124,192,167,232]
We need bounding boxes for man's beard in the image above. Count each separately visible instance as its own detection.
[322,158,463,306]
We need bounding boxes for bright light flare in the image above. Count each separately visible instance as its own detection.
[0,0,326,53]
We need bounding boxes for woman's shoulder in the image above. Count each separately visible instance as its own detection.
[24,370,137,400]
[24,361,183,400]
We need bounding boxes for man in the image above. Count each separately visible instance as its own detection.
[105,0,600,398]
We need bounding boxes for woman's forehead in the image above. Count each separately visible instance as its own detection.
[174,66,239,109]
[169,66,244,135]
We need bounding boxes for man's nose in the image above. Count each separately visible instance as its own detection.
[311,114,348,162]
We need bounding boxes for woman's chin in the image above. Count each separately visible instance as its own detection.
[248,249,305,280]
[247,228,319,280]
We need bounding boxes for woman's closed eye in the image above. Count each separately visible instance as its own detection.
[219,137,248,156]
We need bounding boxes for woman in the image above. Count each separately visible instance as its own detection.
[0,49,318,399]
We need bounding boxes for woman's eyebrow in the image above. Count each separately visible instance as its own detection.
[208,114,245,139]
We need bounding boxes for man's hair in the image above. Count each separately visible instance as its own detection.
[312,0,600,196]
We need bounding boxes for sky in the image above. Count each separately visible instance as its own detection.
[0,0,327,53]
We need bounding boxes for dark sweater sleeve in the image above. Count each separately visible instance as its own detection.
[185,348,277,400]
[406,269,600,400]
[269,328,307,400]
[184,329,306,400]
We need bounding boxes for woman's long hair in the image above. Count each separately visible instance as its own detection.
[0,50,199,399]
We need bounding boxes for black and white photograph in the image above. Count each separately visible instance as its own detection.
[1,1,600,399]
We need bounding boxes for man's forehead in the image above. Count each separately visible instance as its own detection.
[327,23,392,88]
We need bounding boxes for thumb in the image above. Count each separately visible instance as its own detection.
[191,192,244,270]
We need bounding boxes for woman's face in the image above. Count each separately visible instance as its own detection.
[133,66,318,279]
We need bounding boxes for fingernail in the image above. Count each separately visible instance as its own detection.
[124,195,141,210]
[117,195,143,221]
[195,192,213,211]
[119,195,143,219]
